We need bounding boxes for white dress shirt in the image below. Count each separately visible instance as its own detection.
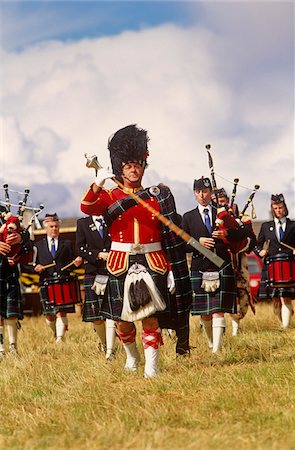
[47,236,58,251]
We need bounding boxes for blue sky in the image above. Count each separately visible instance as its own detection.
[0,1,294,221]
[1,2,198,51]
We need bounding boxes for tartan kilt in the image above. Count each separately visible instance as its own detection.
[0,262,23,319]
[82,274,105,322]
[101,254,168,322]
[39,285,76,316]
[258,267,295,300]
[190,263,237,315]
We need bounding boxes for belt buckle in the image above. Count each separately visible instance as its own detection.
[130,243,144,254]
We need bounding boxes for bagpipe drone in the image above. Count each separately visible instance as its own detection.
[205,144,259,254]
[0,184,44,265]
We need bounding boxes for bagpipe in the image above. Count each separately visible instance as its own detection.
[0,184,44,265]
[205,145,259,254]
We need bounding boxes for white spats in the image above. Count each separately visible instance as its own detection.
[123,342,140,372]
[144,346,159,378]
[56,316,68,342]
[281,302,293,329]
[7,318,17,348]
[9,343,17,354]
[231,317,240,336]
[212,317,226,354]
[105,319,116,360]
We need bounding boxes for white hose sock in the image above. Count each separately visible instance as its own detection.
[231,317,240,336]
[123,342,140,371]
[212,317,226,354]
[144,346,159,378]
[281,303,293,329]
[105,319,116,359]
[56,316,68,341]
[7,318,17,346]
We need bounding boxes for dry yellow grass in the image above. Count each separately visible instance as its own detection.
[0,302,295,450]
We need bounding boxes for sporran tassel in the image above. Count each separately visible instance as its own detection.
[129,278,151,311]
[122,263,166,322]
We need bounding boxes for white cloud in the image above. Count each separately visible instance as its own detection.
[0,7,293,220]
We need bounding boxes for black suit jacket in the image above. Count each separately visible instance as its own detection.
[255,218,295,258]
[75,217,111,275]
[34,237,74,282]
[182,205,248,272]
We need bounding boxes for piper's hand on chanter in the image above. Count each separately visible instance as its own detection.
[0,242,11,255]
[212,229,228,240]
[199,237,215,249]
[94,167,115,188]
[6,232,22,245]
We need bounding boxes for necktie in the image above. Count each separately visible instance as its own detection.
[51,238,56,258]
[96,219,104,239]
[203,208,212,234]
[279,220,284,241]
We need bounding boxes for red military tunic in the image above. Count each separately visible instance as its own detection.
[81,185,169,276]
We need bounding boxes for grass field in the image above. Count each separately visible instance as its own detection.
[0,302,295,450]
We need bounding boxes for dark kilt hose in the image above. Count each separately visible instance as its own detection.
[81,184,192,355]
[0,257,23,319]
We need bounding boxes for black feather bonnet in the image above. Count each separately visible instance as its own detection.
[108,124,149,182]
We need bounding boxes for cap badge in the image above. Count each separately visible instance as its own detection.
[149,186,160,196]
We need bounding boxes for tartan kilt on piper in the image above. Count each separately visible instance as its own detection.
[82,274,105,322]
[0,259,23,320]
[190,262,237,315]
[101,254,168,322]
[258,266,295,300]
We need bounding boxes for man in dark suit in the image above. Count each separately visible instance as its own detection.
[255,194,295,328]
[76,215,116,360]
[182,177,247,354]
[34,213,81,342]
